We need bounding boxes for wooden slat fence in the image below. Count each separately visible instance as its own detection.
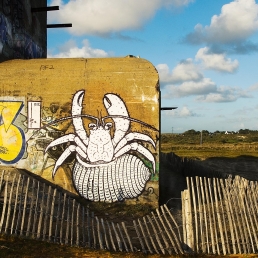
[182,176,258,255]
[0,169,183,255]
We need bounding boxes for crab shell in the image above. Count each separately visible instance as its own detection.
[73,154,151,202]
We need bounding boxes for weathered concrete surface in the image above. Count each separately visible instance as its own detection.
[0,57,160,207]
[0,0,46,62]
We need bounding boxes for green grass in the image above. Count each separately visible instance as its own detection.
[161,133,258,159]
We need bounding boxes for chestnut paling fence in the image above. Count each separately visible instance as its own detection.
[182,176,258,255]
[0,169,258,255]
[0,169,183,255]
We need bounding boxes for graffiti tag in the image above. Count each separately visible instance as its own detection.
[0,101,25,164]
[40,65,54,71]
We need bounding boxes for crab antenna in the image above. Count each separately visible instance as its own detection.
[26,114,99,142]
[102,115,158,132]
[98,110,102,127]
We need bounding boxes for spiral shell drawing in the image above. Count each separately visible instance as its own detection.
[73,154,151,202]
[45,90,157,202]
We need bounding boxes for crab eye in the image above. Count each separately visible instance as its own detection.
[89,123,97,130]
[104,122,112,130]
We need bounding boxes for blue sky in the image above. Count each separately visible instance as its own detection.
[47,0,258,133]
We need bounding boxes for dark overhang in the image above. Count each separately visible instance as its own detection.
[47,24,73,28]
[161,107,178,110]
[31,6,59,12]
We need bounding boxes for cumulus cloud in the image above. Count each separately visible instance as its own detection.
[47,39,108,58]
[164,106,198,117]
[249,83,258,92]
[195,47,239,72]
[159,59,251,102]
[156,59,203,84]
[165,78,217,98]
[184,0,258,53]
[196,86,250,102]
[48,0,194,36]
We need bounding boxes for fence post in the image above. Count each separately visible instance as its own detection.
[182,189,194,252]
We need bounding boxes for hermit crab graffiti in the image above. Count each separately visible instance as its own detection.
[45,90,157,202]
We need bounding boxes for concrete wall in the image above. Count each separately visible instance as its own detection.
[0,0,46,62]
[0,57,160,207]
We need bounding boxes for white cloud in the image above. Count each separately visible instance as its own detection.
[165,78,217,98]
[185,0,258,44]
[164,106,198,117]
[47,39,108,58]
[196,86,250,102]
[48,0,193,36]
[249,83,258,91]
[195,47,239,72]
[197,93,237,102]
[156,59,203,84]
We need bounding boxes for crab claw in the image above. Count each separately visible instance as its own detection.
[72,90,88,145]
[103,94,129,147]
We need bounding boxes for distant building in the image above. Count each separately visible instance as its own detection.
[0,0,47,62]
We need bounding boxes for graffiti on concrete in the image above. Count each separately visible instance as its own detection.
[0,100,25,164]
[44,90,157,202]
[0,0,46,60]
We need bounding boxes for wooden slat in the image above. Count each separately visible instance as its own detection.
[37,183,46,239]
[31,181,40,239]
[195,176,205,252]
[147,214,165,254]
[122,222,134,252]
[152,211,170,254]
[43,185,52,241]
[60,193,67,244]
[92,212,96,249]
[138,218,152,254]
[107,221,116,251]
[49,188,57,242]
[182,191,186,248]
[20,177,30,236]
[86,208,90,247]
[161,206,183,254]
[70,199,75,245]
[96,216,104,250]
[142,216,159,254]
[54,191,62,243]
[133,220,145,253]
[5,174,17,234]
[164,204,182,243]
[245,182,258,250]
[190,177,198,252]
[76,203,80,246]
[220,178,238,254]
[186,178,193,251]
[65,196,70,245]
[156,208,175,254]
[232,177,250,253]
[112,222,123,252]
[117,223,128,252]
[101,218,110,250]
[228,177,242,253]
[203,177,215,254]
[211,178,223,255]
[0,173,9,233]
[0,170,5,193]
[199,178,209,253]
[216,178,229,254]
[82,206,86,247]
[26,179,36,237]
[238,178,254,253]
[15,175,25,235]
